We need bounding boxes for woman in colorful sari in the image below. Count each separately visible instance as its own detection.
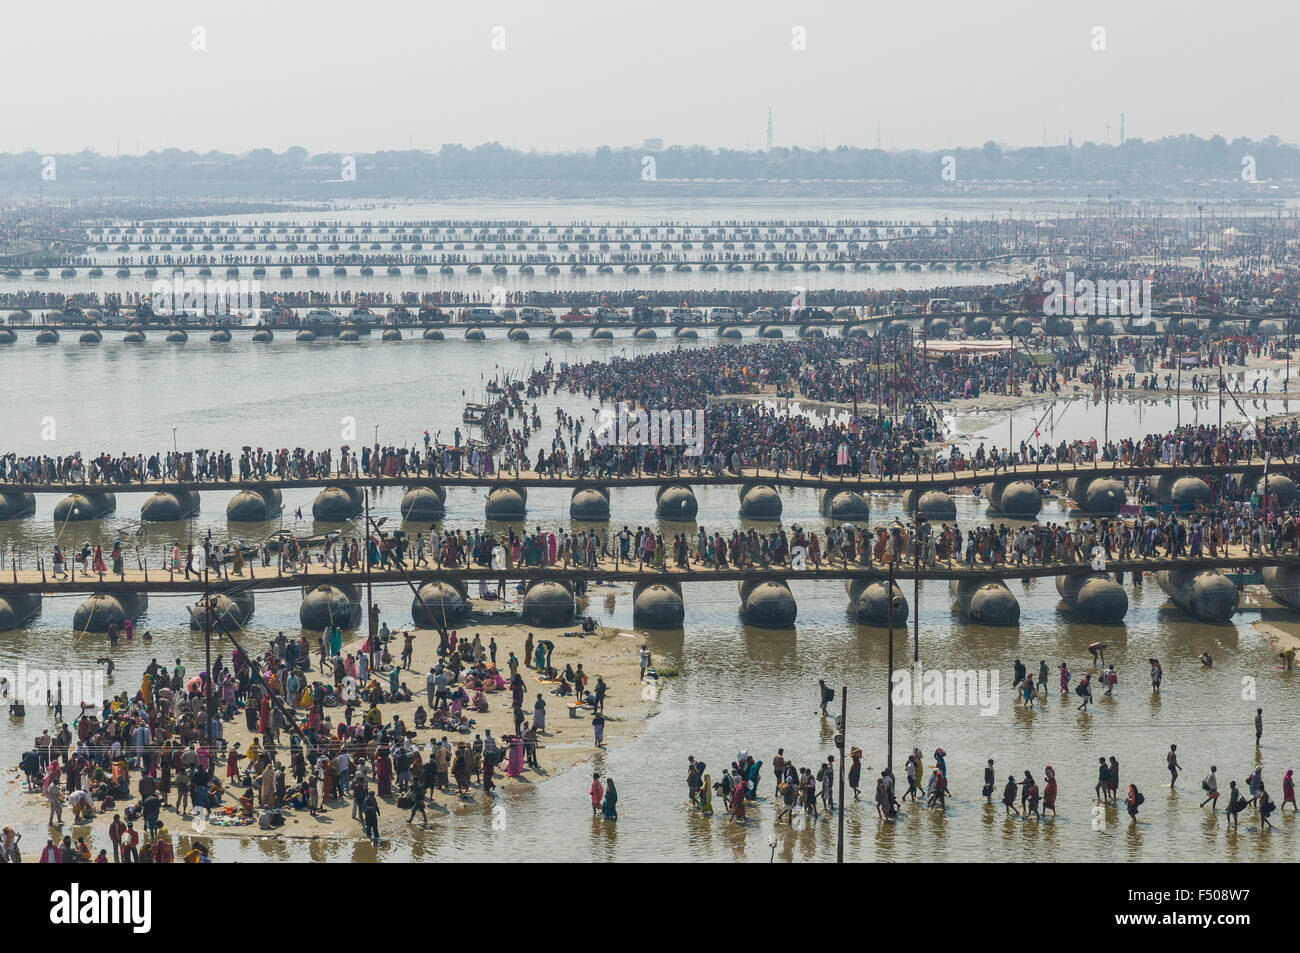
[218,674,236,716]
[602,778,618,819]
[452,747,471,795]
[374,748,393,797]
[589,773,604,815]
[506,734,524,778]
[1283,769,1296,811]
[1043,765,1058,816]
[258,761,276,808]
[510,673,524,709]
[698,774,713,815]
[729,775,747,823]
[226,743,242,780]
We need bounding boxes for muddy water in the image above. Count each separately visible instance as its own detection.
[0,312,1294,863]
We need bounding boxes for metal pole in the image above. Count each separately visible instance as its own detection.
[1103,338,1111,448]
[1176,332,1182,428]
[364,488,378,670]
[1219,366,1224,433]
[837,686,846,864]
[1263,418,1270,530]
[913,528,920,664]
[202,552,213,764]
[886,560,895,775]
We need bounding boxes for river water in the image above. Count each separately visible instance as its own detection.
[0,200,1295,863]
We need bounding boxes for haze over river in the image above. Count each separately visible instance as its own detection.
[0,199,1293,862]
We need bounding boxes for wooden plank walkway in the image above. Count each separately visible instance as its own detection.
[0,547,1285,596]
[2,456,1293,495]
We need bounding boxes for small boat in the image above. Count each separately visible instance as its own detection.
[262,529,340,553]
[485,381,503,394]
[463,402,490,424]
[211,542,260,564]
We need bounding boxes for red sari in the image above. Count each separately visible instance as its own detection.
[730,781,747,820]
[375,752,393,797]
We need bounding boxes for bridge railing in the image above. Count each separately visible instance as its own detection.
[0,451,1290,492]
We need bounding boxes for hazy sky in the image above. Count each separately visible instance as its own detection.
[2,0,1292,155]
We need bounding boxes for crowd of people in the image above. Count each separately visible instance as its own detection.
[680,676,1294,836]
[9,596,632,861]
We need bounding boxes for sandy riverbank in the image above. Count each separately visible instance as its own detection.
[6,584,665,846]
[1252,619,1300,655]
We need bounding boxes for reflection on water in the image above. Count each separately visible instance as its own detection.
[0,310,1296,862]
[961,390,1298,452]
[6,494,1288,862]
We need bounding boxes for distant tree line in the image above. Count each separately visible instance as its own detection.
[2,136,1297,196]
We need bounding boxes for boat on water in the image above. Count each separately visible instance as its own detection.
[463,402,491,424]
[262,529,341,552]
[211,541,261,563]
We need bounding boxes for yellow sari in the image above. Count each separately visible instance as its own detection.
[699,774,713,815]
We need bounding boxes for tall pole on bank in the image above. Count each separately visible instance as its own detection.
[202,548,213,762]
[886,560,895,775]
[1176,331,1183,428]
[364,488,378,670]
[837,686,846,864]
[913,525,921,665]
